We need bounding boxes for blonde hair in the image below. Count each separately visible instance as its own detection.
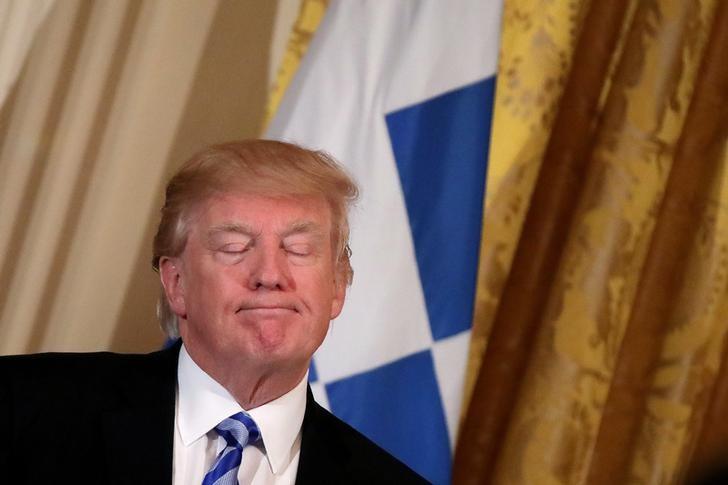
[152,140,359,337]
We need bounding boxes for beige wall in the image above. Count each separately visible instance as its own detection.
[0,0,301,355]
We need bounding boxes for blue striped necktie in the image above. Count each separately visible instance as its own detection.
[202,412,262,485]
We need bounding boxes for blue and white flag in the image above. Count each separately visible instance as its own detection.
[267,1,502,482]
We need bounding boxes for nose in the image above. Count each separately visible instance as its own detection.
[247,244,293,291]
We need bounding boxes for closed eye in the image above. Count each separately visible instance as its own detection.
[219,243,249,254]
[214,242,252,264]
[284,244,312,256]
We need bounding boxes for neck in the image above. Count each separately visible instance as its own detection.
[219,365,307,410]
[184,344,307,410]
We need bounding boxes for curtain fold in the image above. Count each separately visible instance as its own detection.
[587,3,728,482]
[455,0,634,479]
[456,0,728,483]
[0,0,55,106]
[689,318,728,480]
[0,0,290,355]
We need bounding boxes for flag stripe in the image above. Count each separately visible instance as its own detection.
[386,77,496,340]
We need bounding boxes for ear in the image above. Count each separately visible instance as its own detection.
[329,274,347,320]
[159,256,187,319]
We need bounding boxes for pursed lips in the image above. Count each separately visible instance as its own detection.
[236,303,299,314]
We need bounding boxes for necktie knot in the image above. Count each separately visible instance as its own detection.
[202,412,261,485]
[214,411,261,450]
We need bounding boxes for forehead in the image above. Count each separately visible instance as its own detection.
[191,192,333,231]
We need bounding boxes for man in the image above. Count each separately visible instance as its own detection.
[0,140,426,484]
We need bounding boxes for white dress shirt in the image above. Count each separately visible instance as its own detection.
[173,344,307,485]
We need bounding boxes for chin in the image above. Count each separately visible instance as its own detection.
[248,341,310,366]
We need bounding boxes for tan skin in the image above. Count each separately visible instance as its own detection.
[159,192,346,409]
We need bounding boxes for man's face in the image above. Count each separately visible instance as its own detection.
[161,192,346,379]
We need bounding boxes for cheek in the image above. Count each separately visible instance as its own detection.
[184,268,237,311]
[310,275,339,315]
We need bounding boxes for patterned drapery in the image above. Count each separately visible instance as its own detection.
[455,1,728,484]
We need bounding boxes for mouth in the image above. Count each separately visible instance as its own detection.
[236,304,299,315]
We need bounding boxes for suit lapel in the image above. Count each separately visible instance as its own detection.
[102,343,180,484]
[295,386,349,483]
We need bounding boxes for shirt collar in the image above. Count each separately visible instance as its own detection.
[177,343,307,475]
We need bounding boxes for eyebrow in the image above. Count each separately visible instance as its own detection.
[205,221,326,242]
[281,220,325,239]
[206,223,256,243]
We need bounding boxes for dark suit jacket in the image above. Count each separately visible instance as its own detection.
[0,343,427,484]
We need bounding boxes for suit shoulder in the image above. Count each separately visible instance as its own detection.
[0,348,169,380]
[0,346,176,403]
[302,399,429,484]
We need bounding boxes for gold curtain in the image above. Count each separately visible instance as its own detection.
[455,0,728,484]
[263,0,328,129]
[0,0,295,355]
